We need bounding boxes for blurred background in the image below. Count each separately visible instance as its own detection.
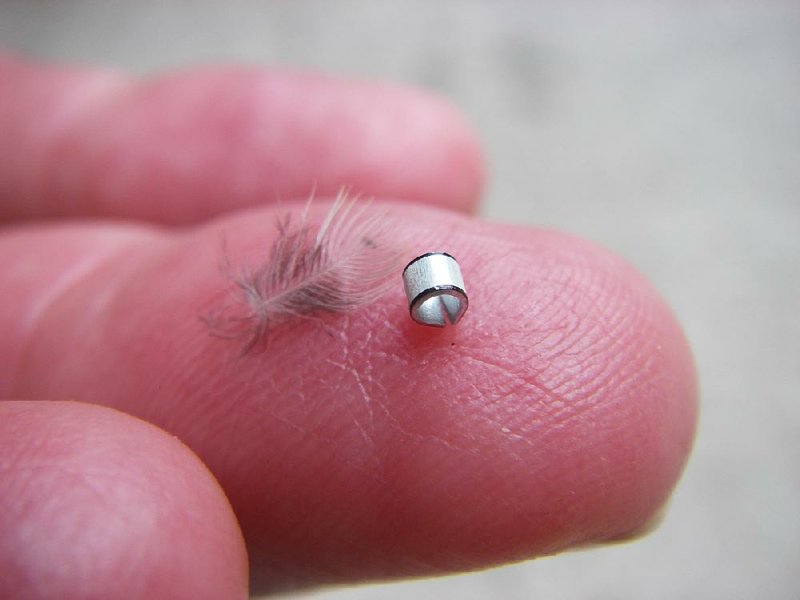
[1,1,797,598]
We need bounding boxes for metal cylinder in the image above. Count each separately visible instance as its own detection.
[402,252,468,327]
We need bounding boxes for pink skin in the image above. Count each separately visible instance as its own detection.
[0,401,248,600]
[0,55,697,596]
[0,54,482,224]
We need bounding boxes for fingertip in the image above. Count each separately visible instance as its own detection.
[0,400,248,600]
[0,203,698,590]
[189,204,699,582]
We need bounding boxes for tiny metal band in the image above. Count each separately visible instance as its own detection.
[402,252,468,327]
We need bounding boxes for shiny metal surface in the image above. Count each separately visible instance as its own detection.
[402,253,468,326]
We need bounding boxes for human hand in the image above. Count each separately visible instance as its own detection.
[0,54,697,599]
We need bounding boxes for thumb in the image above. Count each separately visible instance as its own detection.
[0,401,248,600]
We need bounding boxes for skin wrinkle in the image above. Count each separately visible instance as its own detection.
[456,353,565,451]
[225,342,387,483]
[324,321,379,450]
[19,246,115,335]
[546,335,635,407]
[13,474,153,596]
[3,463,170,509]
[349,329,378,442]
[334,358,377,450]
[17,444,199,535]
[356,356,484,459]
[529,273,649,405]
[584,323,659,413]
[456,278,627,430]
[10,229,159,398]
[310,398,376,471]
[317,318,489,459]
[462,379,532,446]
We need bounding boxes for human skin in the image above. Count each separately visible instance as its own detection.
[0,54,698,598]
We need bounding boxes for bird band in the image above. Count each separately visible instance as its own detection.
[402,252,468,327]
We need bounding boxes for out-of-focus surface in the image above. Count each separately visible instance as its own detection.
[1,1,798,598]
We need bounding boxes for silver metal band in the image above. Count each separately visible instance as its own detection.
[402,252,468,327]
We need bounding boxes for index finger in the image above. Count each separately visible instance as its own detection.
[1,200,697,593]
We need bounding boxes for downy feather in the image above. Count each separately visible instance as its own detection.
[205,192,404,354]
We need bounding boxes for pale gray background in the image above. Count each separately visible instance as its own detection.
[2,1,798,598]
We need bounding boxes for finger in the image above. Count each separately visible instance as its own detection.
[1,201,697,593]
[0,401,248,600]
[0,53,483,224]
